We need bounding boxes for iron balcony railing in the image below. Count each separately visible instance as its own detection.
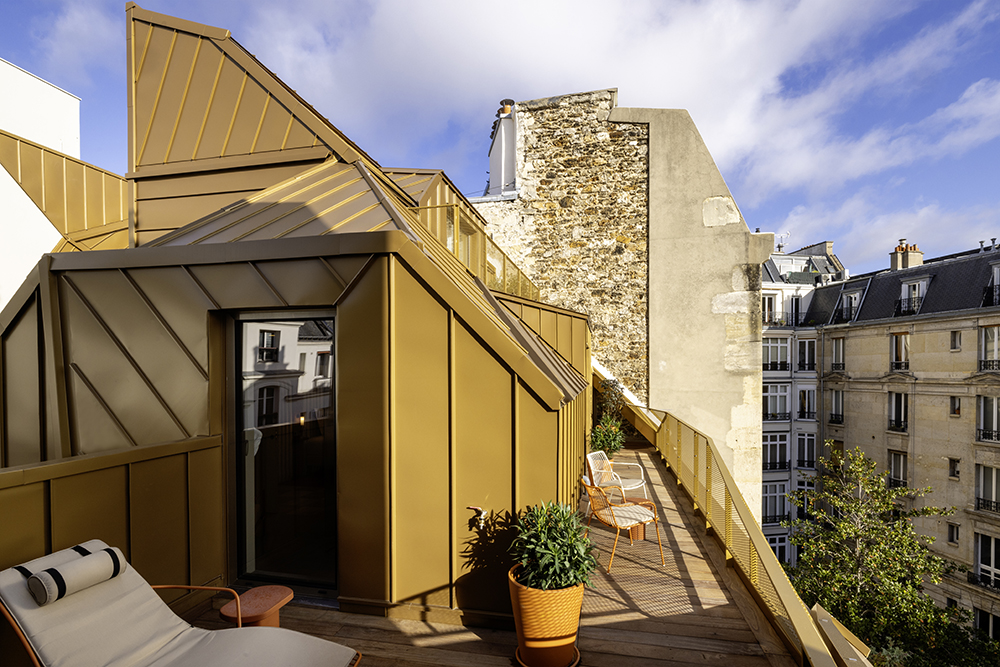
[831,362,845,371]
[762,513,790,525]
[983,285,1000,308]
[968,571,1000,589]
[831,306,855,323]
[894,297,922,317]
[763,461,790,471]
[612,392,844,667]
[798,459,816,469]
[762,313,789,326]
[888,477,907,488]
[978,429,1000,442]
[888,419,908,432]
[763,411,791,421]
[797,361,816,371]
[977,497,1000,513]
[829,413,844,424]
[890,360,909,371]
[798,411,816,420]
[980,360,1000,371]
[763,361,789,371]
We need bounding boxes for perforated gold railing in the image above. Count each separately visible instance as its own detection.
[409,204,540,301]
[618,399,839,667]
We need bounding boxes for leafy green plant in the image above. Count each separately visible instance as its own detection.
[597,377,625,420]
[589,413,624,457]
[510,502,597,590]
[786,444,1000,666]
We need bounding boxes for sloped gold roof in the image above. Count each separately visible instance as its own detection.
[149,160,407,245]
[0,129,129,251]
[126,3,374,176]
[384,169,441,205]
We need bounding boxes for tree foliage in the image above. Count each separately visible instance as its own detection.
[784,446,1000,666]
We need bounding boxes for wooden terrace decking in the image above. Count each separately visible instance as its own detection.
[191,447,795,666]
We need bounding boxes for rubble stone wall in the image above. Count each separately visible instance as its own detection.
[475,89,649,402]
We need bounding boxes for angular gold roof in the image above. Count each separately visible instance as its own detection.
[0,129,128,251]
[149,160,408,245]
[126,3,372,175]
[383,169,441,205]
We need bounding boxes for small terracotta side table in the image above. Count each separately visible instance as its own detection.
[624,497,656,541]
[220,585,294,628]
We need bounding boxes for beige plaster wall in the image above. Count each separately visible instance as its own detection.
[609,107,771,515]
[475,91,771,514]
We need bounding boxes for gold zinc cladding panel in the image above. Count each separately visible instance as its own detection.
[0,129,128,251]
[383,169,440,204]
[149,161,397,245]
[127,3,371,173]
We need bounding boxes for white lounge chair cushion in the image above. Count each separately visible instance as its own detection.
[26,547,126,606]
[0,540,358,667]
[609,504,655,529]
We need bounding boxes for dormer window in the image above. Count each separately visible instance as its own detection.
[834,292,860,323]
[895,278,928,316]
[985,263,1000,307]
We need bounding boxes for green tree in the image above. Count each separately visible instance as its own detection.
[784,446,1000,666]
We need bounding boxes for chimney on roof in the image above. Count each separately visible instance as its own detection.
[484,99,517,197]
[890,239,906,270]
[890,239,923,270]
[981,241,986,253]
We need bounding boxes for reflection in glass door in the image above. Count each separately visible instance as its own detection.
[238,318,337,588]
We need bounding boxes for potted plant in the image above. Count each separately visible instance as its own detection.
[589,413,624,458]
[508,502,597,667]
[590,378,626,458]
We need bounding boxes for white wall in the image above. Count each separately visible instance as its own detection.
[0,58,80,312]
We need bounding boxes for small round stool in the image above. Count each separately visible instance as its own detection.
[624,497,656,541]
[220,585,294,628]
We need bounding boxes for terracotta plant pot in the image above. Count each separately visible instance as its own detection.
[508,565,584,667]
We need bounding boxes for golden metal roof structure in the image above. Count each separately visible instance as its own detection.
[125,3,385,245]
[0,129,128,251]
[384,169,440,204]
[149,161,405,245]
[126,2,370,172]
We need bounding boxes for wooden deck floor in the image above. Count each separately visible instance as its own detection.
[191,447,794,666]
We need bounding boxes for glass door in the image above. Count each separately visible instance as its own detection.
[238,318,337,589]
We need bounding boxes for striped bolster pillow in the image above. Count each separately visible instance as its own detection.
[27,547,126,606]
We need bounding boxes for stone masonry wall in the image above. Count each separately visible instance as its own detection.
[475,90,649,402]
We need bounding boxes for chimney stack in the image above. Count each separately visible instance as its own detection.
[904,242,923,268]
[890,239,923,269]
[890,239,905,270]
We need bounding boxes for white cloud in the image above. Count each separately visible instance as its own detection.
[34,2,120,88]
[780,193,1000,272]
[227,0,1000,204]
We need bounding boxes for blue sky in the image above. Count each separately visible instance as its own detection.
[1,0,998,274]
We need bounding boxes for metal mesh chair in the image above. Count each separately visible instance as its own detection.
[583,483,665,573]
[586,451,647,503]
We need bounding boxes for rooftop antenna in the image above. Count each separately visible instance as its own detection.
[776,231,790,253]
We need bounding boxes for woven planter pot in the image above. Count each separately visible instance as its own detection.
[508,565,584,667]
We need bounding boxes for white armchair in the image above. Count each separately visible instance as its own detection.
[585,451,647,504]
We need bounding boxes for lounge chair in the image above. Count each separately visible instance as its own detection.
[0,540,360,667]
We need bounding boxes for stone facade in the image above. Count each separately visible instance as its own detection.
[475,90,650,402]
[474,90,772,515]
